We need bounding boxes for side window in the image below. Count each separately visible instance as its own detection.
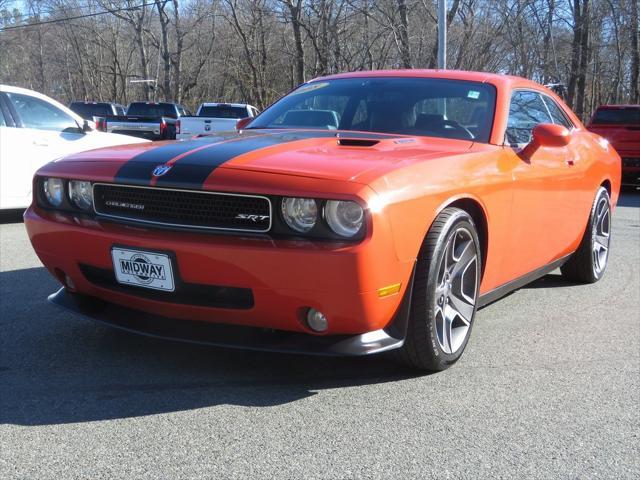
[6,93,79,133]
[542,96,574,129]
[0,106,5,126]
[116,106,126,116]
[506,91,552,146]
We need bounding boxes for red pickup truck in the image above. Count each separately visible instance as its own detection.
[587,105,640,186]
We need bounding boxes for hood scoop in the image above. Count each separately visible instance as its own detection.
[337,137,380,147]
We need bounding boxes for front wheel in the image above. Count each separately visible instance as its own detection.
[561,186,611,283]
[396,208,481,371]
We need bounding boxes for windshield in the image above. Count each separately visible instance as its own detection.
[592,107,640,125]
[127,103,178,118]
[248,77,496,142]
[199,105,247,118]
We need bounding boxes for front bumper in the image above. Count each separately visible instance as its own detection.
[48,283,412,355]
[25,206,414,339]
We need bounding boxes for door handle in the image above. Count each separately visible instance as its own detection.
[566,159,575,166]
[33,140,49,147]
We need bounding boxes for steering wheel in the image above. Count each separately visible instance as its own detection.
[440,119,475,140]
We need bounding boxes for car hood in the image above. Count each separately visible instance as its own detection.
[50,129,473,188]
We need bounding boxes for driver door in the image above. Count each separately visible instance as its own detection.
[503,90,576,277]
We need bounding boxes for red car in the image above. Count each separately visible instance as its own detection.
[587,105,640,186]
[25,70,620,371]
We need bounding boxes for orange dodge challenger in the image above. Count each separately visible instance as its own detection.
[25,70,620,371]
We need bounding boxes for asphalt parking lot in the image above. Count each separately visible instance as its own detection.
[1,192,638,480]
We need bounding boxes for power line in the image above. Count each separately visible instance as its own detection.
[0,0,165,32]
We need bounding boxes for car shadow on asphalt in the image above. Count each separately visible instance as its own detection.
[521,273,578,289]
[0,267,421,426]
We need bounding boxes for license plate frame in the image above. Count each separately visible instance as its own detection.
[111,246,175,292]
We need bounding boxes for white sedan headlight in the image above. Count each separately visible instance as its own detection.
[281,197,317,232]
[43,178,64,207]
[325,200,364,237]
[68,181,93,210]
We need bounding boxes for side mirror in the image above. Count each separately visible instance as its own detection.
[82,119,95,133]
[236,117,253,131]
[522,123,571,157]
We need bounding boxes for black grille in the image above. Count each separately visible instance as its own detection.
[93,184,271,232]
[79,264,254,309]
[622,157,640,168]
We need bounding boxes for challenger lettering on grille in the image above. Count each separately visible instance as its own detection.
[105,200,145,211]
[93,184,271,232]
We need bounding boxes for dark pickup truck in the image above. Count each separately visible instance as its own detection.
[587,105,640,186]
[95,102,191,140]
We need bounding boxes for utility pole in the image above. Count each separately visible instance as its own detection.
[438,0,447,69]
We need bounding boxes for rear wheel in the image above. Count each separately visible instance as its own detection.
[561,187,611,284]
[396,208,481,371]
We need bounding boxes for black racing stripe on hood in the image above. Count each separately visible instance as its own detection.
[114,129,401,189]
[153,130,340,189]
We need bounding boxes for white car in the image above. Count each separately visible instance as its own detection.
[0,85,149,210]
[176,103,258,140]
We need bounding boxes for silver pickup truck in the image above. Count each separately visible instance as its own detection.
[176,103,258,140]
[96,102,191,141]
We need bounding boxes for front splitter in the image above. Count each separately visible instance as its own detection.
[48,284,413,356]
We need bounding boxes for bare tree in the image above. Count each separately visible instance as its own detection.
[0,0,637,116]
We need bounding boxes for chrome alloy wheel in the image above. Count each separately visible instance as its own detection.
[434,227,479,355]
[592,195,611,277]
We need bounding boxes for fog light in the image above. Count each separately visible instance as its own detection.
[306,308,328,332]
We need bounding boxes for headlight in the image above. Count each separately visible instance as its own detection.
[68,180,93,210]
[43,178,64,207]
[281,197,317,232]
[325,200,364,237]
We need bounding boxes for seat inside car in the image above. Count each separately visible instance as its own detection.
[368,101,412,133]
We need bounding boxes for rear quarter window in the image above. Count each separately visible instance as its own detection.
[542,96,574,129]
[199,105,257,119]
[127,103,178,118]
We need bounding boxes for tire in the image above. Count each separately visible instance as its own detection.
[395,207,481,371]
[561,186,611,284]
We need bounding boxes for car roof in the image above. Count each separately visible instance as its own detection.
[310,69,546,91]
[129,101,177,105]
[200,103,251,108]
[70,101,114,105]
